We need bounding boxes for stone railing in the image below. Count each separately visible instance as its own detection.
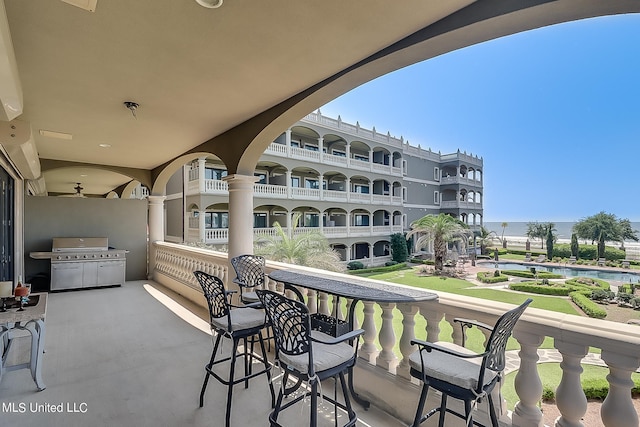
[152,241,640,427]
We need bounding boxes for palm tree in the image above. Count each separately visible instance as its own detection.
[406,213,471,274]
[500,222,508,244]
[254,212,344,272]
[475,226,497,255]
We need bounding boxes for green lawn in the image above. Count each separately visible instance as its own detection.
[341,267,582,356]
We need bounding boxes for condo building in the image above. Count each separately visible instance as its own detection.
[164,110,483,266]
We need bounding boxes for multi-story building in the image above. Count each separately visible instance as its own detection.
[165,110,483,265]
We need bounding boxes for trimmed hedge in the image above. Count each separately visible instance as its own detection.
[502,270,563,279]
[347,261,365,270]
[477,271,509,283]
[553,243,626,261]
[565,277,610,291]
[509,282,574,296]
[348,262,408,275]
[570,291,607,319]
[543,379,640,401]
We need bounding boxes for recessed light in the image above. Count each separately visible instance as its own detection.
[80,174,88,177]
[99,144,111,148]
[39,129,73,140]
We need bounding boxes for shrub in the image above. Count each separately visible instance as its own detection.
[617,292,634,305]
[347,261,364,270]
[348,262,407,275]
[566,277,610,291]
[591,289,614,302]
[390,233,408,263]
[385,261,398,267]
[509,282,573,296]
[477,271,508,283]
[501,270,563,279]
[552,243,626,261]
[570,291,607,318]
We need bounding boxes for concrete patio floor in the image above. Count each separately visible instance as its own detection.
[0,280,405,427]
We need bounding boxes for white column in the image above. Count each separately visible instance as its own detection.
[600,351,640,427]
[554,341,588,427]
[397,303,419,380]
[286,170,292,198]
[224,174,258,260]
[318,136,324,163]
[376,302,398,371]
[346,177,351,202]
[346,143,351,167]
[512,331,545,427]
[286,210,292,239]
[359,301,378,363]
[147,195,166,279]
[198,157,206,193]
[285,128,292,156]
[198,210,206,242]
[368,242,373,260]
[318,173,324,200]
[369,213,373,236]
[368,149,373,171]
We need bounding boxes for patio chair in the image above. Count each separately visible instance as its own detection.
[534,255,546,263]
[231,254,266,304]
[568,256,577,264]
[524,253,531,262]
[597,258,606,267]
[193,270,275,427]
[409,298,532,427]
[256,289,364,427]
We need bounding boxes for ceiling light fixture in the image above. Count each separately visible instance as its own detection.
[123,101,139,119]
[99,143,111,148]
[39,129,73,140]
[195,0,223,8]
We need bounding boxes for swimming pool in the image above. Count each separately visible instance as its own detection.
[482,261,640,283]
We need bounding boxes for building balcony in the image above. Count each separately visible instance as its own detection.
[149,243,640,427]
[440,200,483,209]
[186,225,404,244]
[186,177,403,206]
[439,175,483,186]
[264,143,403,177]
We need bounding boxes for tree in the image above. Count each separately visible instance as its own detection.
[500,222,508,244]
[572,212,634,258]
[406,214,471,274]
[526,221,556,248]
[546,225,555,261]
[255,212,344,272]
[570,233,579,259]
[390,233,408,263]
[475,226,497,255]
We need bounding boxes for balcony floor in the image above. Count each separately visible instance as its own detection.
[0,281,404,427]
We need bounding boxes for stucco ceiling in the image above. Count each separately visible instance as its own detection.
[3,0,640,195]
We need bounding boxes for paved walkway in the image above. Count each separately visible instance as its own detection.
[504,349,608,375]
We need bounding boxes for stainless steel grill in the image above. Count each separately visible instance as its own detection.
[30,237,127,291]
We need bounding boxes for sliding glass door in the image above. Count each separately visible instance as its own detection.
[0,167,13,281]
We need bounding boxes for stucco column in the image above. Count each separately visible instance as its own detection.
[285,128,292,156]
[198,157,206,193]
[346,143,351,166]
[147,195,166,279]
[224,174,258,259]
[285,170,292,198]
[286,210,292,239]
[318,173,324,201]
[317,136,324,163]
[198,210,206,242]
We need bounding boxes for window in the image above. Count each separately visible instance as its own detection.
[402,187,407,202]
[253,213,267,228]
[354,184,369,194]
[332,149,346,157]
[354,154,368,162]
[434,167,440,181]
[304,213,319,227]
[291,177,300,187]
[304,144,318,152]
[290,141,300,148]
[205,212,229,229]
[254,173,267,184]
[402,159,408,175]
[205,168,227,180]
[354,214,369,226]
[434,191,440,204]
[305,179,319,189]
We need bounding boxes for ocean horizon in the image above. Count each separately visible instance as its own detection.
[483,221,640,242]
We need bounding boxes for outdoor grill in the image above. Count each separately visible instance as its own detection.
[30,237,127,291]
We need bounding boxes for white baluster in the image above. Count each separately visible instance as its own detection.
[422,304,442,342]
[512,331,544,427]
[307,289,317,314]
[446,313,464,346]
[376,302,397,371]
[397,303,419,380]
[318,292,330,315]
[359,301,378,362]
[554,341,588,427]
[600,351,640,427]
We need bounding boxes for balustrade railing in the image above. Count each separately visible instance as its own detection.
[152,241,640,427]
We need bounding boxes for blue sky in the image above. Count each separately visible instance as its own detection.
[321,14,640,223]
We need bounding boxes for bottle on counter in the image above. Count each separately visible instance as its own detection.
[15,275,28,297]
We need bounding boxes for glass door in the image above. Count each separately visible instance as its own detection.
[0,167,13,281]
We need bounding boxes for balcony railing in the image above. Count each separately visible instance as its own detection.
[186,225,403,244]
[153,241,640,427]
[440,175,483,186]
[440,200,483,209]
[186,174,403,206]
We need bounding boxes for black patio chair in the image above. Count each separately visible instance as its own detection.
[409,298,532,427]
[193,270,275,427]
[231,254,266,304]
[256,289,364,427]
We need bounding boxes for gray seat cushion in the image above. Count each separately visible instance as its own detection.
[409,341,497,390]
[280,331,355,374]
[240,290,260,303]
[211,307,266,332]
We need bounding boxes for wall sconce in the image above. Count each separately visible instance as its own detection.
[195,0,223,8]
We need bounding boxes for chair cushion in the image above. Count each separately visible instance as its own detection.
[409,341,497,390]
[240,290,260,303]
[211,307,266,332]
[280,331,355,374]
